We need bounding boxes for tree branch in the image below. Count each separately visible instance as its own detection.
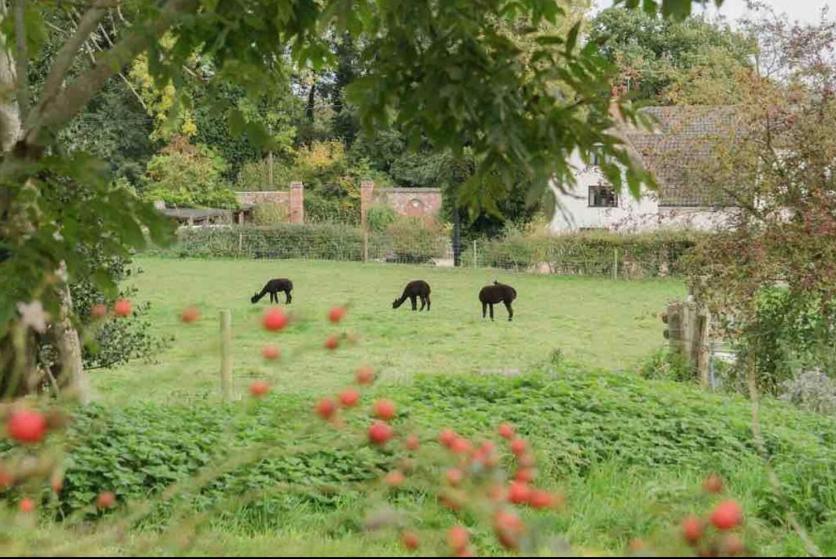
[23,0,198,148]
[35,0,111,118]
[13,0,29,121]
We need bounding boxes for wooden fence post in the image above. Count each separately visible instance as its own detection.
[661,297,711,387]
[472,240,477,268]
[613,248,619,280]
[363,228,369,263]
[220,309,233,402]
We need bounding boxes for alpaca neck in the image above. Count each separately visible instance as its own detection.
[393,295,407,308]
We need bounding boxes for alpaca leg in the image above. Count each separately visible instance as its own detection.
[270,292,276,304]
[504,300,514,321]
[410,295,417,311]
[285,290,292,304]
[419,296,426,311]
[426,294,431,311]
[482,302,487,318]
[489,304,494,321]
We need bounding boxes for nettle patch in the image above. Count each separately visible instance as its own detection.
[1,302,834,555]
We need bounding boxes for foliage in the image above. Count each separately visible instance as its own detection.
[365,204,397,233]
[684,11,836,394]
[381,217,447,264]
[473,229,702,277]
[588,7,756,105]
[251,204,288,226]
[639,347,694,382]
[7,368,833,533]
[70,255,167,370]
[143,136,237,209]
[779,369,836,417]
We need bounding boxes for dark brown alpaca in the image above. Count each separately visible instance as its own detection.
[392,280,431,311]
[251,278,293,304]
[479,280,517,321]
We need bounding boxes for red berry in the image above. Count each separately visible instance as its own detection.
[249,380,270,398]
[180,306,200,323]
[518,453,536,468]
[90,303,107,319]
[384,470,405,487]
[405,434,420,451]
[507,481,530,504]
[446,468,464,486]
[450,437,472,455]
[0,469,14,489]
[493,510,525,550]
[721,534,745,555]
[528,489,557,509]
[515,468,535,483]
[498,423,515,439]
[703,473,724,494]
[113,299,132,317]
[261,344,281,360]
[339,389,360,407]
[355,366,375,385]
[438,428,458,448]
[401,530,420,551]
[681,515,704,544]
[315,398,337,420]
[324,335,339,350]
[6,409,47,444]
[328,306,346,324]
[368,421,393,446]
[447,525,469,552]
[455,548,474,557]
[262,308,288,331]
[19,498,35,513]
[509,438,527,457]
[50,474,62,494]
[96,491,116,509]
[710,500,743,530]
[373,399,396,421]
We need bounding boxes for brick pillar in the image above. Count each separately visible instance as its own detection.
[360,180,375,228]
[289,181,304,224]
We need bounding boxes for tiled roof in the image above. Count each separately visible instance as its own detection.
[622,106,739,207]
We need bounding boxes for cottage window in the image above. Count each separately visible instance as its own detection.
[588,184,618,208]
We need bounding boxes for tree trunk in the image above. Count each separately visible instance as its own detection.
[55,263,91,403]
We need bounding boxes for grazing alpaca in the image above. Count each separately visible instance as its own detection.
[392,280,432,311]
[479,280,517,321]
[251,278,293,304]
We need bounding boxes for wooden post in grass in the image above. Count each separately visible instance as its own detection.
[613,248,619,280]
[220,309,233,402]
[661,295,711,387]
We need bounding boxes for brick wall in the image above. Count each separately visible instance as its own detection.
[236,184,304,224]
[362,182,443,222]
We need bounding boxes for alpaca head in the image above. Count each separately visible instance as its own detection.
[250,293,260,304]
[392,298,402,309]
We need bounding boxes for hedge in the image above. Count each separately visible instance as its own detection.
[157,223,449,264]
[468,230,706,278]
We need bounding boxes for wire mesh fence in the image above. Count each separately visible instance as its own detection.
[159,224,692,279]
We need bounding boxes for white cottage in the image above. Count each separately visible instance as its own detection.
[551,106,740,233]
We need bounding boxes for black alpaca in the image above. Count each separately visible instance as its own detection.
[251,278,293,304]
[392,280,431,311]
[479,280,517,321]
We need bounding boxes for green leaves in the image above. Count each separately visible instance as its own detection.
[615,0,724,20]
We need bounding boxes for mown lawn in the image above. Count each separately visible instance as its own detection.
[93,257,685,404]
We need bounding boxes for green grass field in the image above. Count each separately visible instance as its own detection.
[95,257,685,404]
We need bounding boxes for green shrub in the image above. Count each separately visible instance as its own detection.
[477,230,703,277]
[169,224,365,260]
[639,348,694,382]
[377,217,447,263]
[143,136,237,209]
[252,203,288,226]
[366,205,397,233]
[733,288,836,395]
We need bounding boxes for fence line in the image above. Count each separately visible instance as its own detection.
[160,225,692,279]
